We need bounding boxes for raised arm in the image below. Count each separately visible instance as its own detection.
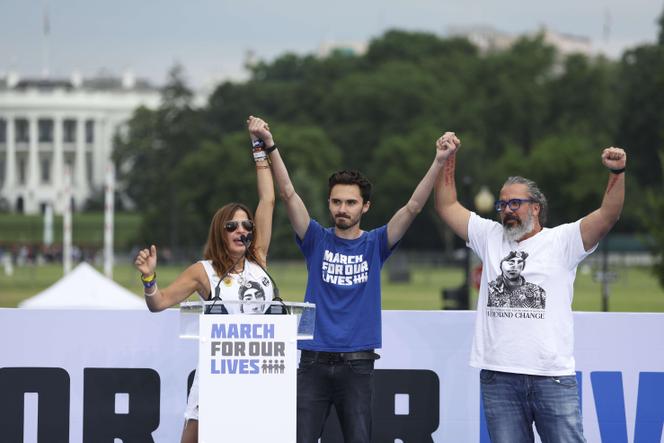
[247,115,311,240]
[433,132,471,242]
[134,245,208,312]
[247,117,276,266]
[580,147,626,251]
[386,135,449,248]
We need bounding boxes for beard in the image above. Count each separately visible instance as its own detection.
[333,213,360,230]
[503,208,535,242]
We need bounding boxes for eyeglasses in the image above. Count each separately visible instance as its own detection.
[495,198,535,212]
[224,220,254,232]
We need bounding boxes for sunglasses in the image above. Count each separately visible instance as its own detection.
[224,220,254,232]
[495,198,535,212]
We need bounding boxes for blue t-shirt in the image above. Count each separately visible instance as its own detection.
[296,219,396,352]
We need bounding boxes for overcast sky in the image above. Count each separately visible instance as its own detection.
[1,0,662,89]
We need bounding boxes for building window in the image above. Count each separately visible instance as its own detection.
[41,158,51,183]
[64,119,76,143]
[0,159,5,186]
[0,119,6,143]
[15,119,29,143]
[18,158,26,184]
[38,119,54,142]
[85,120,94,143]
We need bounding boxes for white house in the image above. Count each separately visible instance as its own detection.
[0,71,161,214]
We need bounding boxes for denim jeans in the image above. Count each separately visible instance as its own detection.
[297,354,374,443]
[480,369,586,443]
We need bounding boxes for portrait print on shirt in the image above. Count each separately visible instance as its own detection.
[238,280,267,314]
[487,251,546,309]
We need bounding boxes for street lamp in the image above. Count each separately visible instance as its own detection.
[442,185,494,310]
[474,186,495,214]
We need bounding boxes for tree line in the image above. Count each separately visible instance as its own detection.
[113,13,664,284]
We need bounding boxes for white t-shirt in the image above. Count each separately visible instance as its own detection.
[199,259,274,314]
[467,213,596,376]
[185,259,275,420]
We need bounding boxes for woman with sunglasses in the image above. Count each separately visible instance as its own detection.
[133,116,275,443]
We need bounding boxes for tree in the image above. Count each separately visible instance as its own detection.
[176,123,343,258]
[546,54,619,142]
[641,152,664,287]
[319,60,441,166]
[616,38,664,188]
[113,65,203,254]
[474,35,556,156]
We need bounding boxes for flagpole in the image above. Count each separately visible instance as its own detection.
[103,164,115,278]
[42,0,50,78]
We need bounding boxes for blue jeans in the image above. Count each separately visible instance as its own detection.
[480,369,586,443]
[297,353,374,443]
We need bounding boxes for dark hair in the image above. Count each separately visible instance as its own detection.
[203,203,259,277]
[328,169,373,203]
[503,176,548,226]
[500,250,529,270]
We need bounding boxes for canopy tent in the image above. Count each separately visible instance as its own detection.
[19,262,146,309]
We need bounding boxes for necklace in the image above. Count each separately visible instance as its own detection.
[221,259,247,287]
[231,259,248,287]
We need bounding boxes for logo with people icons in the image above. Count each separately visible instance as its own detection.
[208,321,289,375]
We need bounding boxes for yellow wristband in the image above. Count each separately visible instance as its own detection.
[140,273,156,283]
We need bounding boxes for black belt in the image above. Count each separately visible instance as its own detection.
[301,350,380,363]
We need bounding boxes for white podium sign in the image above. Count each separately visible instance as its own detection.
[198,314,297,443]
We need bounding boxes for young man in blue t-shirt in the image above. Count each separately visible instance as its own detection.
[247,115,448,442]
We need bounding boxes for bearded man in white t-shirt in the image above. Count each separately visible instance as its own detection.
[433,131,626,443]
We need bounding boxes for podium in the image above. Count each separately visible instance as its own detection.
[180,300,315,443]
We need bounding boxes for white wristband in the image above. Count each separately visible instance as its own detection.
[144,284,158,297]
[253,149,267,162]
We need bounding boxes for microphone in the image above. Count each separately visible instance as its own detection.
[240,233,288,314]
[240,233,252,247]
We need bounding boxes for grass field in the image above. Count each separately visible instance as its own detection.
[0,213,141,247]
[1,261,663,312]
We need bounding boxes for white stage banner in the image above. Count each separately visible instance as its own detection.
[1,308,663,442]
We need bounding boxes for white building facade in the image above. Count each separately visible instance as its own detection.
[447,25,593,57]
[0,74,160,214]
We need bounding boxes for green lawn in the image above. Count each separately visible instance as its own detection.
[1,261,663,312]
[0,213,142,247]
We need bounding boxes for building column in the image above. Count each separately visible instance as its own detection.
[3,116,16,194]
[75,116,86,206]
[93,117,106,190]
[27,115,39,212]
[53,115,64,203]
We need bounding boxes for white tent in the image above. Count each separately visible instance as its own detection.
[19,262,146,309]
